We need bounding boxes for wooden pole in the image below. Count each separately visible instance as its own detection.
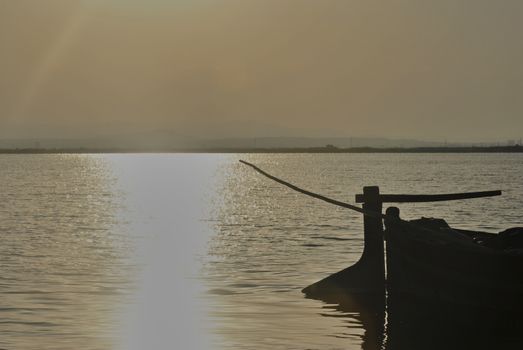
[355,190,501,203]
[361,186,385,288]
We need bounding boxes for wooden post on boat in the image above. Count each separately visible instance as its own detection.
[301,185,386,297]
[361,186,385,288]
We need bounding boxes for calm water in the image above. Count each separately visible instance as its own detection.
[1,153,522,349]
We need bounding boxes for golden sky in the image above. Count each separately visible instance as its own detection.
[0,0,522,141]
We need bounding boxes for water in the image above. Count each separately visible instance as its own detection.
[1,153,522,349]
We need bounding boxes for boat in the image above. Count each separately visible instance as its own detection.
[302,186,523,316]
[238,161,523,317]
[385,211,523,313]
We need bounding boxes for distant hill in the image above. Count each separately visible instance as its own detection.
[199,137,447,149]
[0,132,512,151]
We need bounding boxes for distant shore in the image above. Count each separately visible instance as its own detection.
[1,145,522,154]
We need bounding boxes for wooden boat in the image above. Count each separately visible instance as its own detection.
[385,214,523,313]
[303,186,523,315]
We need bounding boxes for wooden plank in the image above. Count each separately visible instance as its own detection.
[355,190,501,203]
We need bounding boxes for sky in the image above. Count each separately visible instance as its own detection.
[0,0,522,142]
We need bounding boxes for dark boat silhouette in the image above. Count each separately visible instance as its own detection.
[301,187,523,348]
[386,215,523,314]
[302,186,523,334]
[303,186,523,310]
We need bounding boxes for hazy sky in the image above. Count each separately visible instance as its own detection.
[1,0,522,141]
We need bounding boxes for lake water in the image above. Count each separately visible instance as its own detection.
[1,153,522,349]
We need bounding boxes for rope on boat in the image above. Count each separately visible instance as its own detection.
[239,160,387,220]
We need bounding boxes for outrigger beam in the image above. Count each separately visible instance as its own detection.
[355,190,501,203]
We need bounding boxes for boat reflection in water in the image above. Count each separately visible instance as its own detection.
[310,289,523,350]
[311,292,385,350]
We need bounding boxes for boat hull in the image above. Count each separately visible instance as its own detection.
[386,218,523,313]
